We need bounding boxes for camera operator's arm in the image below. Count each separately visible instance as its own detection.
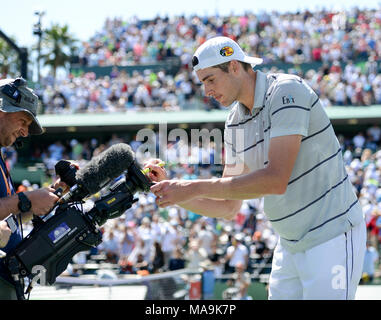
[0,196,20,220]
[21,188,60,223]
[0,221,11,248]
[0,187,59,223]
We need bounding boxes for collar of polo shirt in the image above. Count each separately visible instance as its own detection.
[238,70,267,116]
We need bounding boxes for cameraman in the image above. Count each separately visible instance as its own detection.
[0,78,59,299]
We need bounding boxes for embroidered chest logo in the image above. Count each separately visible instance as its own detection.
[282,95,295,104]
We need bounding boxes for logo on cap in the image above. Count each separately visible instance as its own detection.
[220,46,234,57]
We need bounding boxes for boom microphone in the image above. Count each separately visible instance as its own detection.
[60,143,135,203]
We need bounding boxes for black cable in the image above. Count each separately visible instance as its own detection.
[24,280,33,300]
[7,256,25,300]
[18,212,30,299]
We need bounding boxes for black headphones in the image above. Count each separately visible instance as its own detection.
[1,78,28,149]
[0,78,27,104]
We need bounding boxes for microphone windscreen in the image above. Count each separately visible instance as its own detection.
[55,160,71,177]
[55,160,77,187]
[75,143,135,195]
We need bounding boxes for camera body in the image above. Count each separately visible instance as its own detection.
[5,161,152,293]
[9,204,103,285]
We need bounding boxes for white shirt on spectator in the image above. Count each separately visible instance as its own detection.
[367,126,381,142]
[353,133,366,149]
[227,243,249,268]
[186,246,208,269]
[99,235,119,254]
[198,228,215,255]
[363,245,379,277]
[161,223,178,254]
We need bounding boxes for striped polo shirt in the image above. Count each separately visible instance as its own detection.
[224,70,364,253]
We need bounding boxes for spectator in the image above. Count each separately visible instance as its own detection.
[367,208,380,250]
[98,230,119,263]
[227,262,252,300]
[151,241,165,273]
[208,242,225,277]
[224,234,249,274]
[197,220,216,256]
[135,253,150,274]
[251,231,267,262]
[362,241,379,283]
[161,220,180,270]
[185,240,209,270]
[367,125,381,144]
[168,247,186,271]
[353,132,366,149]
[127,237,153,267]
[119,225,136,258]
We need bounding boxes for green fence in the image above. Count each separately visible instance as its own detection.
[10,164,47,185]
[70,57,182,77]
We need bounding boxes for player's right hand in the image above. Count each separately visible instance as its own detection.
[143,159,168,182]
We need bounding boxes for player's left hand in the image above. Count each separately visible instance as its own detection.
[150,180,198,207]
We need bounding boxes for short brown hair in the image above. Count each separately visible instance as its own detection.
[213,61,252,73]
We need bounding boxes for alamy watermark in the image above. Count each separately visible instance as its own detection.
[135,122,246,174]
[30,264,47,286]
[331,265,346,290]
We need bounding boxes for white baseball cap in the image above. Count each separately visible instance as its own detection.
[192,36,263,71]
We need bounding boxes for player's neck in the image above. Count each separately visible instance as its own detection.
[238,70,257,113]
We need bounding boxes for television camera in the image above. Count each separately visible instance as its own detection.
[3,143,153,300]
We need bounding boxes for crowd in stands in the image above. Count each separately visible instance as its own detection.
[78,8,380,67]
[4,125,381,283]
[38,56,381,114]
[34,6,381,114]
[37,68,201,114]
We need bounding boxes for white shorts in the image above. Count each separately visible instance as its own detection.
[268,220,366,300]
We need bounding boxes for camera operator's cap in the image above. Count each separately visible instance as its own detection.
[192,36,263,71]
[0,77,44,135]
